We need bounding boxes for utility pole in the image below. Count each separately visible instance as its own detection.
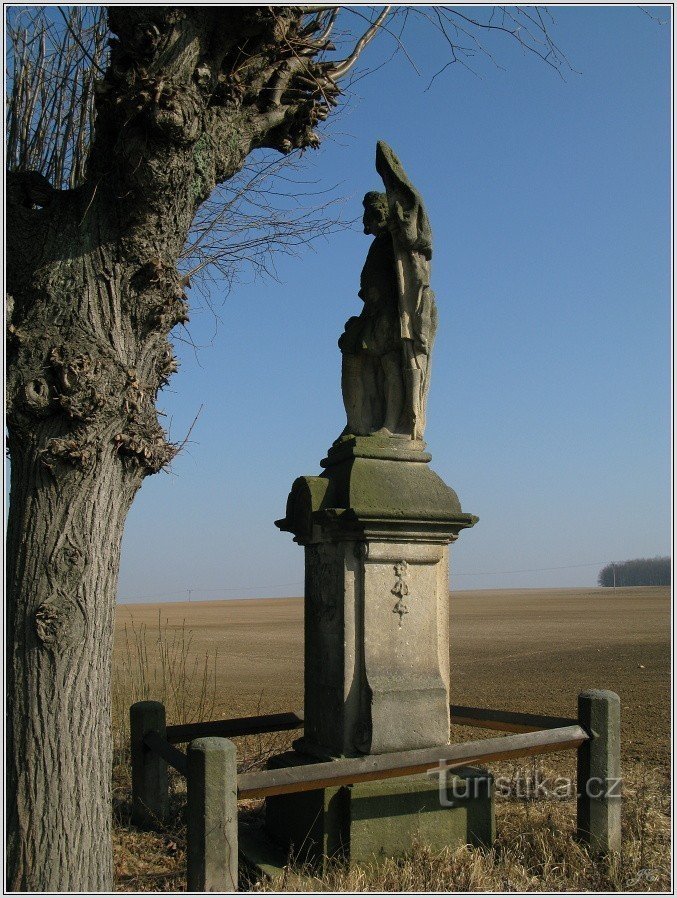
[187,589,192,603]
[612,564,616,589]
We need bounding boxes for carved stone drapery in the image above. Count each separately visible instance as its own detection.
[338,141,437,442]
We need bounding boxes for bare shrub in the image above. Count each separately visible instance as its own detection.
[112,611,218,770]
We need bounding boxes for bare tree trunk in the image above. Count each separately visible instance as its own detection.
[6,446,136,890]
[5,7,369,889]
[5,183,152,889]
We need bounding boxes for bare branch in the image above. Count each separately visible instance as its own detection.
[437,6,574,79]
[56,6,105,75]
[313,9,339,46]
[179,151,352,297]
[6,6,108,188]
[327,7,391,79]
[638,6,670,26]
[341,9,411,89]
[328,6,422,79]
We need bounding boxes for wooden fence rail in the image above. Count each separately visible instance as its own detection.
[237,725,587,799]
[449,704,578,733]
[144,730,188,776]
[166,711,304,744]
[130,690,621,892]
[163,704,578,745]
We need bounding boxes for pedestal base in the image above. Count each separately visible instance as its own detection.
[263,751,495,868]
[276,437,477,759]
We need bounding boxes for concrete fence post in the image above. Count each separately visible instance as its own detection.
[187,737,239,892]
[130,700,169,828]
[577,689,621,854]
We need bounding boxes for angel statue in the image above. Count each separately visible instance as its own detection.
[338,141,437,442]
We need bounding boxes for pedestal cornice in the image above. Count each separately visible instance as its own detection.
[276,438,477,545]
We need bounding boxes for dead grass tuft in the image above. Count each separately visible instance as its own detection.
[112,611,219,768]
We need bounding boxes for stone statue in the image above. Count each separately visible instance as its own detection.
[339,141,437,442]
[273,141,479,851]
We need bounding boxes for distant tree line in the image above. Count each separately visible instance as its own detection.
[598,556,671,587]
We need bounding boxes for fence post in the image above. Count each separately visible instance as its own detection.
[130,700,169,828]
[187,737,239,892]
[577,689,621,854]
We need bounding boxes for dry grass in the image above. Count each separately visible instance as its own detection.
[112,611,219,768]
[112,757,670,892]
[112,730,186,892]
[111,612,293,891]
[112,612,213,891]
[248,757,671,892]
[112,590,671,892]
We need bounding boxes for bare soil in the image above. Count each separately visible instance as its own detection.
[114,585,670,772]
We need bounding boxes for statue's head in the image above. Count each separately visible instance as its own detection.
[362,191,388,236]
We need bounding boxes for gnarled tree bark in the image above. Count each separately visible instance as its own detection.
[5,6,366,889]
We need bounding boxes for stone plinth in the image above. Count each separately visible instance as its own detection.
[264,751,494,866]
[276,436,477,759]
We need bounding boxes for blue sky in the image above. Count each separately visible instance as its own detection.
[118,6,671,602]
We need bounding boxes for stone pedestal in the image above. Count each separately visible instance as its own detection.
[276,436,477,759]
[265,752,494,866]
[267,435,485,866]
